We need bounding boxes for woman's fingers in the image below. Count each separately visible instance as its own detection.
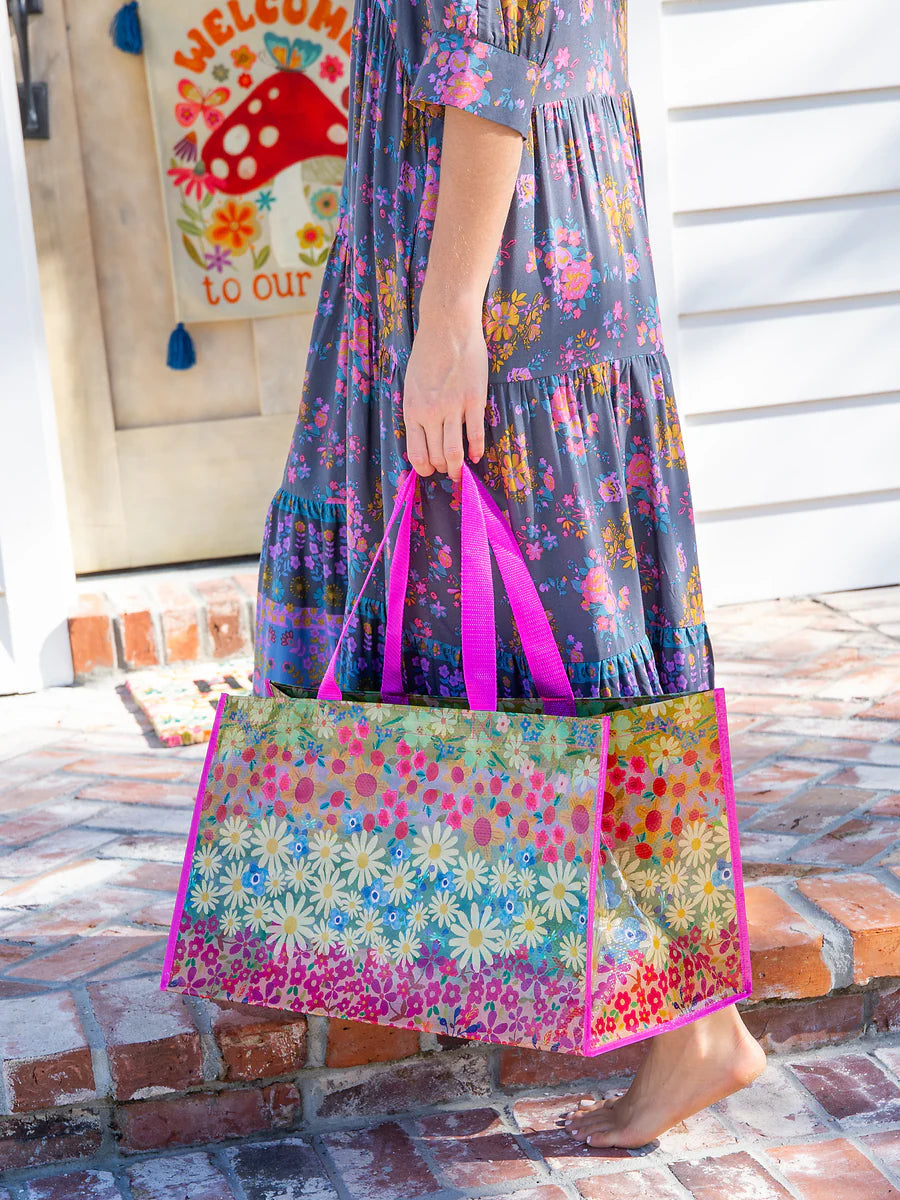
[406,420,434,477]
[443,415,465,482]
[464,404,485,464]
[404,397,485,478]
[424,420,447,476]
[408,408,482,472]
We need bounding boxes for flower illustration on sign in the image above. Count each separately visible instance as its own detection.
[166,27,348,296]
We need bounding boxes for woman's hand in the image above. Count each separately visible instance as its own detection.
[403,301,487,481]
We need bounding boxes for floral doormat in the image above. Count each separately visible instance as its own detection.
[125,657,253,746]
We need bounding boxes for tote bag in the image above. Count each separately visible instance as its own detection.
[160,464,752,1055]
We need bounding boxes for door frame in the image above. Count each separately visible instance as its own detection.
[0,16,76,694]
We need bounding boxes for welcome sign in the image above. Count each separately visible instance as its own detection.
[140,0,351,322]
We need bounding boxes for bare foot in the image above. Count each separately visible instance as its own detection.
[564,1004,766,1149]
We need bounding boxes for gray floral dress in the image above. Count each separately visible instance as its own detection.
[252,0,716,702]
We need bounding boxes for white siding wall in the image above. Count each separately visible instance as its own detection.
[632,0,900,606]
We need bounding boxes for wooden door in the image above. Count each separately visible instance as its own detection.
[22,0,322,572]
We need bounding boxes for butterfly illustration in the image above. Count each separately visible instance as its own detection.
[174,79,231,131]
[264,32,322,73]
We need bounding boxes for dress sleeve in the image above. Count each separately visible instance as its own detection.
[408,0,547,139]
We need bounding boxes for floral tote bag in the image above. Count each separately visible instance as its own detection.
[160,465,752,1055]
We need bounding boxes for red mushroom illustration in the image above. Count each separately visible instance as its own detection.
[200,34,349,267]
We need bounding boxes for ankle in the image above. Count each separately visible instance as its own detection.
[663,1005,755,1060]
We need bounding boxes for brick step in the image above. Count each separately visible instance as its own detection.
[5,874,900,1167]
[68,561,261,678]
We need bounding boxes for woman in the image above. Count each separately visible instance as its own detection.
[254,0,766,1146]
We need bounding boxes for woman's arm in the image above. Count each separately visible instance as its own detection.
[403,106,524,481]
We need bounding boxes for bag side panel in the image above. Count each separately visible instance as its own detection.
[714,686,753,994]
[581,715,611,1054]
[585,689,752,1054]
[160,691,228,991]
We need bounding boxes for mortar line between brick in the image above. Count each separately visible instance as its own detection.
[868,864,900,896]
[310,1130,375,1200]
[0,935,112,985]
[396,1097,586,1200]
[775,879,855,990]
[749,1143,815,1200]
[146,605,168,671]
[69,983,114,1102]
[109,606,128,674]
[849,1130,900,1191]
[866,1041,900,1094]
[183,995,227,1083]
[732,750,838,785]
[740,787,900,852]
[810,593,899,637]
[650,1166,699,1200]
[612,1158,700,1200]
[110,1166,135,1200]
[305,1014,329,1068]
[739,711,900,741]
[739,793,872,839]
[184,581,213,659]
[208,1145,250,1200]
[396,1112,473,1196]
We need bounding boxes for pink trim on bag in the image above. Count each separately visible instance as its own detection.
[159,691,228,991]
[582,982,754,1058]
[318,469,417,702]
[476,477,576,716]
[582,714,611,1055]
[382,471,417,698]
[715,685,754,994]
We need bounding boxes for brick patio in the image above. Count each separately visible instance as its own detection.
[1,580,899,1196]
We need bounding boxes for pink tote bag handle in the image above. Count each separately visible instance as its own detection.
[318,464,576,716]
[317,469,417,703]
[471,468,576,716]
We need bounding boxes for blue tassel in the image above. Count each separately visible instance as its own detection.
[110,2,143,54]
[166,323,196,369]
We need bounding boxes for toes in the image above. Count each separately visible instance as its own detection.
[585,1123,642,1150]
[587,1134,629,1149]
[563,1096,603,1131]
[585,1129,620,1148]
[566,1107,618,1140]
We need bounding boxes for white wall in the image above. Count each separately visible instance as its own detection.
[632,0,900,605]
[0,18,76,693]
